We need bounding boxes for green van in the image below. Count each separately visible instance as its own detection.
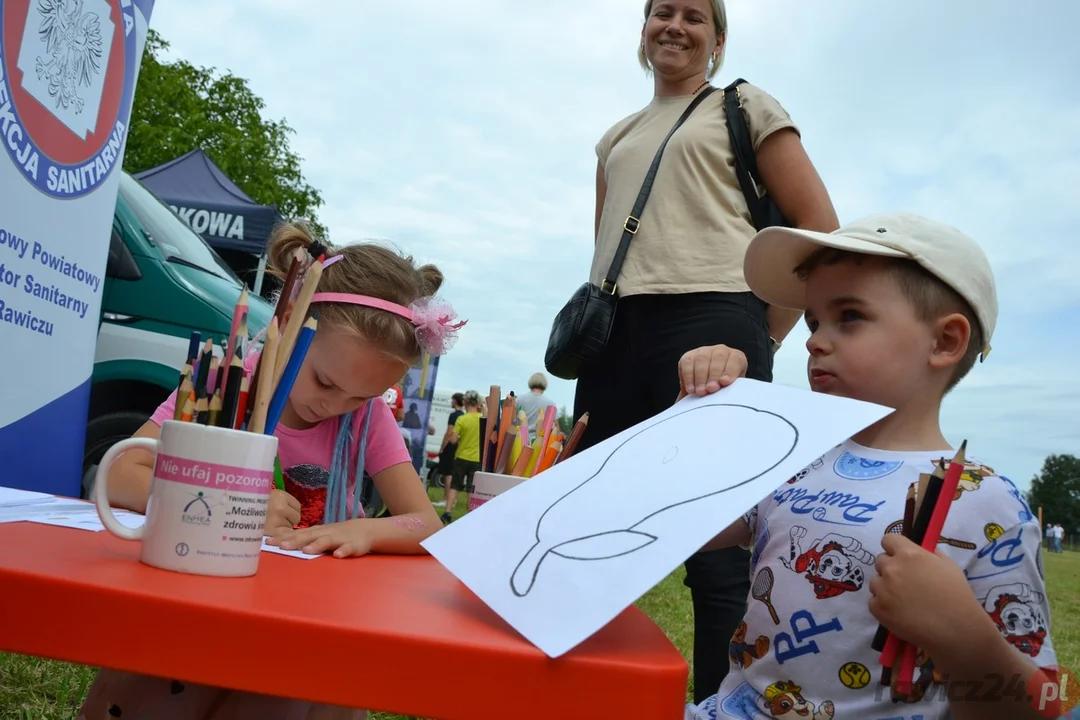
[82,172,273,496]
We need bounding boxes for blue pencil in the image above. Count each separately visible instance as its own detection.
[264,316,317,436]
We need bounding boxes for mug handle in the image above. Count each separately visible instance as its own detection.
[94,437,158,540]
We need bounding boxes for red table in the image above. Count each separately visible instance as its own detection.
[0,521,689,719]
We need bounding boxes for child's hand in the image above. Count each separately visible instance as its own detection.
[868,534,987,658]
[677,344,748,401]
[264,489,301,535]
[268,519,373,559]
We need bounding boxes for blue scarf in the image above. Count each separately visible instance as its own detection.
[324,400,374,524]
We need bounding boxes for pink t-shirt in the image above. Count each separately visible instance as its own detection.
[151,350,410,527]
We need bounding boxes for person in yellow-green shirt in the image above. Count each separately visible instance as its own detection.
[442,390,483,523]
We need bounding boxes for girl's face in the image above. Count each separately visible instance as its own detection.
[642,0,720,80]
[287,325,410,426]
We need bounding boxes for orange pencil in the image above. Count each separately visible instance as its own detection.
[536,440,562,475]
[511,445,534,477]
[180,390,196,422]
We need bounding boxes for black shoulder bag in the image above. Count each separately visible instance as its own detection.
[544,86,718,381]
[721,78,790,230]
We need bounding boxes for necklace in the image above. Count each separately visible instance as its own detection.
[692,80,710,94]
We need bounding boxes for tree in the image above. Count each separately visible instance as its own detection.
[1026,454,1080,532]
[123,30,326,236]
[556,406,574,436]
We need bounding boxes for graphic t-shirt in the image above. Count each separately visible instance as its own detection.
[151,351,410,528]
[690,439,1055,720]
[453,411,482,463]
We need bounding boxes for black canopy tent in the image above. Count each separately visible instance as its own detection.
[134,149,281,296]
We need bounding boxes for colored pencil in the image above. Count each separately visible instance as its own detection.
[219,347,245,429]
[494,425,518,474]
[195,395,210,426]
[180,391,195,423]
[894,443,968,694]
[193,338,214,398]
[275,255,302,326]
[173,369,193,421]
[274,256,323,388]
[248,317,280,435]
[554,412,589,465]
[217,288,248,392]
[265,316,318,436]
[510,445,534,477]
[233,376,250,430]
[208,389,222,428]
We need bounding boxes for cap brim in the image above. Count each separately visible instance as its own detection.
[744,226,908,310]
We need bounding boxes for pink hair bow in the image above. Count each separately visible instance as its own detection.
[409,296,467,357]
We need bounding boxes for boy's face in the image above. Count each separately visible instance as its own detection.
[802,257,941,409]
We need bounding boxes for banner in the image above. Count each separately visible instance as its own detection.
[0,0,155,494]
[399,356,440,474]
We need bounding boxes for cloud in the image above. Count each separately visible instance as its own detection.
[145,0,1079,490]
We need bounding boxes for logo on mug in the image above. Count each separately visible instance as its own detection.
[181,491,213,526]
[175,542,189,557]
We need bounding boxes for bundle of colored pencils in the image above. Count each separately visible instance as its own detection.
[171,288,251,430]
[873,441,968,700]
[478,385,590,478]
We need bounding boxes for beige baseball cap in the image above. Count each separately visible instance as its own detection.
[743,211,997,359]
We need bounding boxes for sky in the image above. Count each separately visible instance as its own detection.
[145,0,1079,493]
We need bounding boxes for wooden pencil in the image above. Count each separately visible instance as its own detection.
[248,317,280,435]
[234,376,250,429]
[554,412,589,465]
[510,445,534,477]
[195,395,210,426]
[274,255,302,327]
[173,370,193,421]
[193,338,214,398]
[274,257,323,388]
[219,348,245,429]
[207,389,222,428]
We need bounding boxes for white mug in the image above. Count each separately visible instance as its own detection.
[467,471,528,512]
[94,420,279,577]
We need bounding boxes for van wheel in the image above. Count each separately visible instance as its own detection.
[82,411,151,498]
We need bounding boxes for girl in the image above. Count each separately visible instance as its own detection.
[78,221,462,719]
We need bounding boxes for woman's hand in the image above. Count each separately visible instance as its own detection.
[677,345,748,401]
[267,519,374,559]
[263,489,301,536]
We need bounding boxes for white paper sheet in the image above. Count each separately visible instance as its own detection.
[0,486,57,508]
[421,379,893,658]
[260,538,323,560]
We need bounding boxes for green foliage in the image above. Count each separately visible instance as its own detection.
[1027,453,1080,532]
[556,406,574,436]
[123,30,326,237]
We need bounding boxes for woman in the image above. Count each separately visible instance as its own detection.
[572,0,839,703]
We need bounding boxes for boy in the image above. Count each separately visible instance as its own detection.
[681,212,1059,720]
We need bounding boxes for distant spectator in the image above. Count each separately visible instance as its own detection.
[443,390,482,524]
[435,393,466,508]
[403,402,422,429]
[517,372,552,442]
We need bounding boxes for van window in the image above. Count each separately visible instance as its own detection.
[118,173,239,283]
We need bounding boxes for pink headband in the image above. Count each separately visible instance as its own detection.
[310,292,467,357]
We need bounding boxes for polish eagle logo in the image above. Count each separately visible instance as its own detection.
[33,0,105,114]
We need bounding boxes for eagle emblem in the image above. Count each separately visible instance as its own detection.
[33,0,105,114]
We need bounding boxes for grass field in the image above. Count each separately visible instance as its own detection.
[2,498,1078,719]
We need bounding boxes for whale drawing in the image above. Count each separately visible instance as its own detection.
[509,403,798,597]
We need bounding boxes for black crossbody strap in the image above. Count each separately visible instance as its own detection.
[601,85,718,293]
[722,78,770,231]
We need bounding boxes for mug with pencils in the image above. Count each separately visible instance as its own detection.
[93,420,278,577]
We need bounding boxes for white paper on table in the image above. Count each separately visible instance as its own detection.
[260,537,323,560]
[421,378,894,658]
[2,503,146,532]
[0,486,57,508]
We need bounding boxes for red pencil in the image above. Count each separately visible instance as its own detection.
[893,443,967,694]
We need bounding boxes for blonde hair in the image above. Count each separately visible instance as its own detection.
[637,0,728,80]
[462,390,482,408]
[528,372,548,391]
[267,221,443,366]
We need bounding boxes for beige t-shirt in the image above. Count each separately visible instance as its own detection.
[591,83,798,297]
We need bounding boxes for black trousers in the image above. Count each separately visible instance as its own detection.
[572,291,772,704]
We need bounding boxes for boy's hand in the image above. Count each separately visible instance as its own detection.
[264,489,301,535]
[267,519,373,559]
[868,534,986,658]
[677,344,748,401]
